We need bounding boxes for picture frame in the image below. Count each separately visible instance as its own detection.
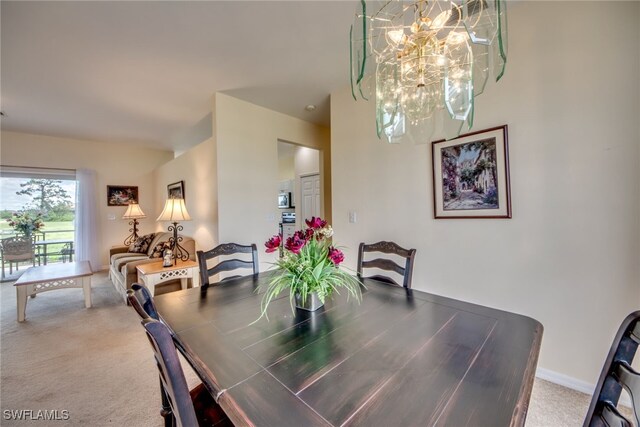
[432,125,511,219]
[107,185,139,206]
[167,181,185,200]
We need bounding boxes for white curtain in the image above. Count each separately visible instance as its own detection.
[75,169,100,271]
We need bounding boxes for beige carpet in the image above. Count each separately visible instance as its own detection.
[0,272,601,426]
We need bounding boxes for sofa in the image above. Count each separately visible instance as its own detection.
[109,232,196,302]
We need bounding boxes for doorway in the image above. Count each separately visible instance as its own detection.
[276,141,322,231]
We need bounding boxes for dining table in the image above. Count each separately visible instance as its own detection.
[153,272,543,426]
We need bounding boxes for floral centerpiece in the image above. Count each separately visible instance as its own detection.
[259,217,361,318]
[6,211,44,237]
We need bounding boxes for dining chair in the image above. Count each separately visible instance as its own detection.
[142,318,232,427]
[126,283,159,320]
[127,283,173,425]
[197,243,258,287]
[0,236,36,279]
[584,311,640,427]
[357,241,416,289]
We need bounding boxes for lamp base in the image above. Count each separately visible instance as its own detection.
[123,219,140,246]
[168,222,190,265]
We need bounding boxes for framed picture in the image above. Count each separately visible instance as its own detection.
[167,181,185,199]
[107,185,139,206]
[432,125,511,219]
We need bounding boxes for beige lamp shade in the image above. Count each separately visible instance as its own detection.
[157,198,192,222]
[122,203,146,219]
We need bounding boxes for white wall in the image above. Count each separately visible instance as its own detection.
[331,1,640,386]
[153,137,218,252]
[0,131,173,267]
[215,93,330,270]
[277,142,295,181]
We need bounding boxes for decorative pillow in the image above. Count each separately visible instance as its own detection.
[150,241,173,259]
[128,233,156,254]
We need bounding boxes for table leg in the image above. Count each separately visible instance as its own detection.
[146,277,156,297]
[16,285,30,322]
[180,278,187,291]
[82,276,92,308]
[192,267,200,288]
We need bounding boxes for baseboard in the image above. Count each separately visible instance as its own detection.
[536,367,631,408]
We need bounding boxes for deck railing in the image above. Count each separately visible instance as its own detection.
[0,230,75,274]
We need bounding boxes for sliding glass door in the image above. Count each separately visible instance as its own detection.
[0,166,76,270]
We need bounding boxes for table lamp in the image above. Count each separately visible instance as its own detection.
[156,198,191,265]
[122,203,146,246]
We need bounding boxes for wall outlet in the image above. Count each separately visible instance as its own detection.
[349,211,357,223]
[107,214,116,220]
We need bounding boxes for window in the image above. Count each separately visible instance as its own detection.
[0,166,77,266]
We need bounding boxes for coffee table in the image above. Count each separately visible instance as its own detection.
[14,261,93,322]
[136,259,199,296]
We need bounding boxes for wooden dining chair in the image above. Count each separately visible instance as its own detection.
[127,283,173,425]
[197,243,258,287]
[142,318,232,427]
[126,283,159,320]
[357,241,416,289]
[584,311,640,427]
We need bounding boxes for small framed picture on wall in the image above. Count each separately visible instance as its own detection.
[167,181,185,200]
[432,125,511,219]
[107,185,139,206]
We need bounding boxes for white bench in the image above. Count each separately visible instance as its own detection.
[14,261,93,322]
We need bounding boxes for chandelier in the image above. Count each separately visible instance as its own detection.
[350,0,508,143]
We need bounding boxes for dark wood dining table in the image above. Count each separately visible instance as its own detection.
[154,272,543,427]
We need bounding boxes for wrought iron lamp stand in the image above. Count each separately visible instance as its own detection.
[168,221,190,266]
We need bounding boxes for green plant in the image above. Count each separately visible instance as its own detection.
[257,218,362,321]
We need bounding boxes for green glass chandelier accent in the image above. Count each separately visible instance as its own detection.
[350,0,508,144]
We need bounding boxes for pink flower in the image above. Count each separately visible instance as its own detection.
[264,235,282,253]
[305,217,327,230]
[304,228,315,240]
[285,234,307,254]
[328,247,344,266]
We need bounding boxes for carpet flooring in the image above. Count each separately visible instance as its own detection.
[0,272,605,426]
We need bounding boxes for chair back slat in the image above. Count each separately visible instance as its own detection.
[143,319,199,427]
[208,259,256,277]
[126,283,159,320]
[360,241,413,257]
[198,243,258,287]
[585,311,640,427]
[357,241,416,289]
[361,258,405,276]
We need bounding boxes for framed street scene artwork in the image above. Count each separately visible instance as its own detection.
[107,185,138,206]
[167,181,185,199]
[432,125,511,219]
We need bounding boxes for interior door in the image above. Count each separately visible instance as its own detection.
[300,174,321,223]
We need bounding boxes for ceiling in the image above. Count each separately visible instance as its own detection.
[0,1,357,151]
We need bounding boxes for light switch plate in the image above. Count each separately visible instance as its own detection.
[107,214,116,220]
[349,211,357,223]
